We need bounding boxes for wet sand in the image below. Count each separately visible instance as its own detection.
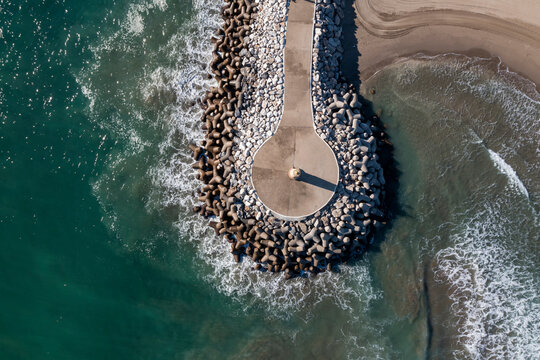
[344,0,540,89]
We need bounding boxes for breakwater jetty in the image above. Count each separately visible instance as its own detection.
[191,0,389,278]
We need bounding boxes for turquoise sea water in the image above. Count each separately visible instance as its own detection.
[1,1,538,359]
[362,55,539,359]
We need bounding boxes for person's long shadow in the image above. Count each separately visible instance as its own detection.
[298,171,337,192]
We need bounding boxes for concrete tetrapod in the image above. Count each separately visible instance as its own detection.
[251,0,339,219]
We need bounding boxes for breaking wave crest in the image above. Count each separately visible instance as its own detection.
[434,201,539,359]
[488,149,529,198]
[75,0,220,252]
[77,3,540,357]
[392,54,540,203]
[77,0,382,319]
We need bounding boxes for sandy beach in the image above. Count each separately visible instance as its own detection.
[343,0,540,89]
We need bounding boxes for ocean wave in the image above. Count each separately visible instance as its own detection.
[388,55,540,202]
[76,0,221,247]
[125,0,168,35]
[488,149,529,198]
[174,210,389,356]
[430,55,539,143]
[76,0,383,322]
[172,201,381,318]
[364,52,540,359]
[434,201,539,359]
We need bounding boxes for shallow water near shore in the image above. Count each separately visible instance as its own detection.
[362,54,539,359]
[1,0,538,359]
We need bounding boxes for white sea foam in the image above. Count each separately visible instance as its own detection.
[76,0,220,241]
[73,3,393,359]
[79,84,95,112]
[125,6,145,34]
[172,201,381,318]
[488,149,529,198]
[434,55,539,145]
[0,87,5,108]
[125,0,169,35]
[434,202,539,359]
[365,52,540,358]
[390,55,540,201]
[89,0,381,320]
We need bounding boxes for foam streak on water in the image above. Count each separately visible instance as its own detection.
[488,149,529,198]
[364,53,540,359]
[435,201,539,359]
[76,0,384,330]
[73,1,540,357]
[76,0,222,246]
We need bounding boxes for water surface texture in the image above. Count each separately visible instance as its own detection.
[0,1,538,359]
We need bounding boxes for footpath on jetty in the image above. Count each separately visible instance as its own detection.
[191,0,390,277]
[252,0,339,219]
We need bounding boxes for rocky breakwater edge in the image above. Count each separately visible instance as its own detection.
[190,0,392,278]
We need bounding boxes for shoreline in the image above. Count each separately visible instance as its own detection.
[362,52,540,102]
[346,0,540,91]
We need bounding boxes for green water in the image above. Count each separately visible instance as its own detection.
[1,0,538,359]
[362,55,539,359]
[0,1,238,358]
